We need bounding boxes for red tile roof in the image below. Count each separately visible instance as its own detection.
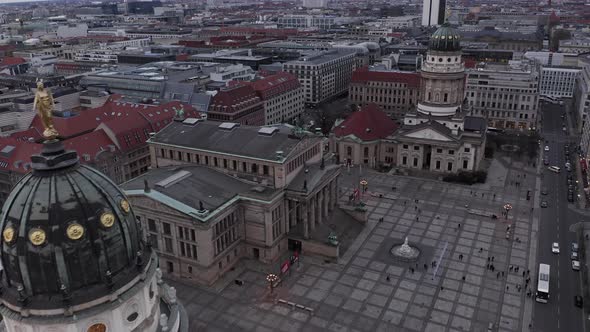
[0,130,118,174]
[0,57,27,66]
[209,85,262,114]
[62,129,118,159]
[333,104,398,141]
[351,67,420,88]
[0,137,42,173]
[247,72,301,100]
[29,97,200,152]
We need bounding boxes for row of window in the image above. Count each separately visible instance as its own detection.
[401,145,470,154]
[400,156,469,170]
[160,148,271,176]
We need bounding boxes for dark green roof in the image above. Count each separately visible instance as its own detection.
[429,23,461,52]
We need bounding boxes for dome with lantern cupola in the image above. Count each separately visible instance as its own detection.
[0,139,149,310]
[429,22,462,52]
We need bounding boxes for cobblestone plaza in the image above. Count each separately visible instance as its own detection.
[170,160,539,332]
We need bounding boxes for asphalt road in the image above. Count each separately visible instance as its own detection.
[534,102,586,332]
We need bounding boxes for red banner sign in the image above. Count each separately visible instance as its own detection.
[281,261,290,274]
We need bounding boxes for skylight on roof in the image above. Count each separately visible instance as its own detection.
[156,170,191,189]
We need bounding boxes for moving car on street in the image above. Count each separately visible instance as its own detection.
[552,242,560,254]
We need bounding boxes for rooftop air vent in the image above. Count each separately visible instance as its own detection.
[258,126,279,136]
[0,145,15,157]
[182,118,200,126]
[218,122,240,131]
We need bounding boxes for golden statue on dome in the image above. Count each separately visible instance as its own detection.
[33,79,59,139]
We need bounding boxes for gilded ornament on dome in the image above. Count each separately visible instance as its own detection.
[100,212,115,228]
[33,79,59,140]
[120,199,130,213]
[3,226,15,243]
[29,228,46,246]
[66,223,84,240]
[87,323,107,332]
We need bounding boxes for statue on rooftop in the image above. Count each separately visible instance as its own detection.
[33,79,59,139]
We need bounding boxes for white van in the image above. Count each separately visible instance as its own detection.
[548,166,561,173]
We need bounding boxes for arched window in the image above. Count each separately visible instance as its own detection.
[444,93,448,102]
[347,146,352,156]
[364,147,369,157]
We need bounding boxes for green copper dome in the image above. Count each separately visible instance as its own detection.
[429,23,461,52]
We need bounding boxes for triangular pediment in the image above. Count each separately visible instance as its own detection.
[403,128,454,141]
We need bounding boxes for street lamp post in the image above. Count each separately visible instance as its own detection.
[503,203,512,220]
[266,273,278,294]
[360,180,368,200]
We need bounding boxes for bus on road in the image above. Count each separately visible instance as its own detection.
[536,263,550,303]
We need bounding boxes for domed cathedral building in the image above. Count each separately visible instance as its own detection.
[0,128,187,328]
[392,21,487,173]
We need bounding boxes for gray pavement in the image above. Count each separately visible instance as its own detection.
[167,158,539,332]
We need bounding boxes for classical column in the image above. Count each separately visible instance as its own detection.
[316,194,323,225]
[331,180,338,210]
[309,198,316,232]
[284,199,290,234]
[302,202,309,239]
[322,187,329,219]
[291,201,297,228]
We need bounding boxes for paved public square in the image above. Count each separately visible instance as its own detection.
[169,159,539,332]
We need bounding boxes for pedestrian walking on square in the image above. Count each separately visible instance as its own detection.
[462,276,465,281]
[386,275,390,282]
[506,285,509,291]
[458,223,461,229]
[441,286,444,291]
[491,256,494,262]
[424,263,428,270]
[515,266,519,273]
[509,266,513,272]
[493,193,496,199]
[522,271,526,277]
[491,265,495,272]
[479,248,483,253]
[487,257,490,262]
[502,271,505,277]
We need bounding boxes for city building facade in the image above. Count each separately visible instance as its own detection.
[348,67,421,119]
[539,66,580,98]
[247,72,305,125]
[283,50,356,106]
[465,61,540,130]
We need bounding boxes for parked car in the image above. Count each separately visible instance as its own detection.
[545,145,550,151]
[548,166,561,173]
[572,243,579,252]
[540,201,548,208]
[571,251,579,260]
[573,260,581,271]
[541,187,548,195]
[575,295,583,308]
